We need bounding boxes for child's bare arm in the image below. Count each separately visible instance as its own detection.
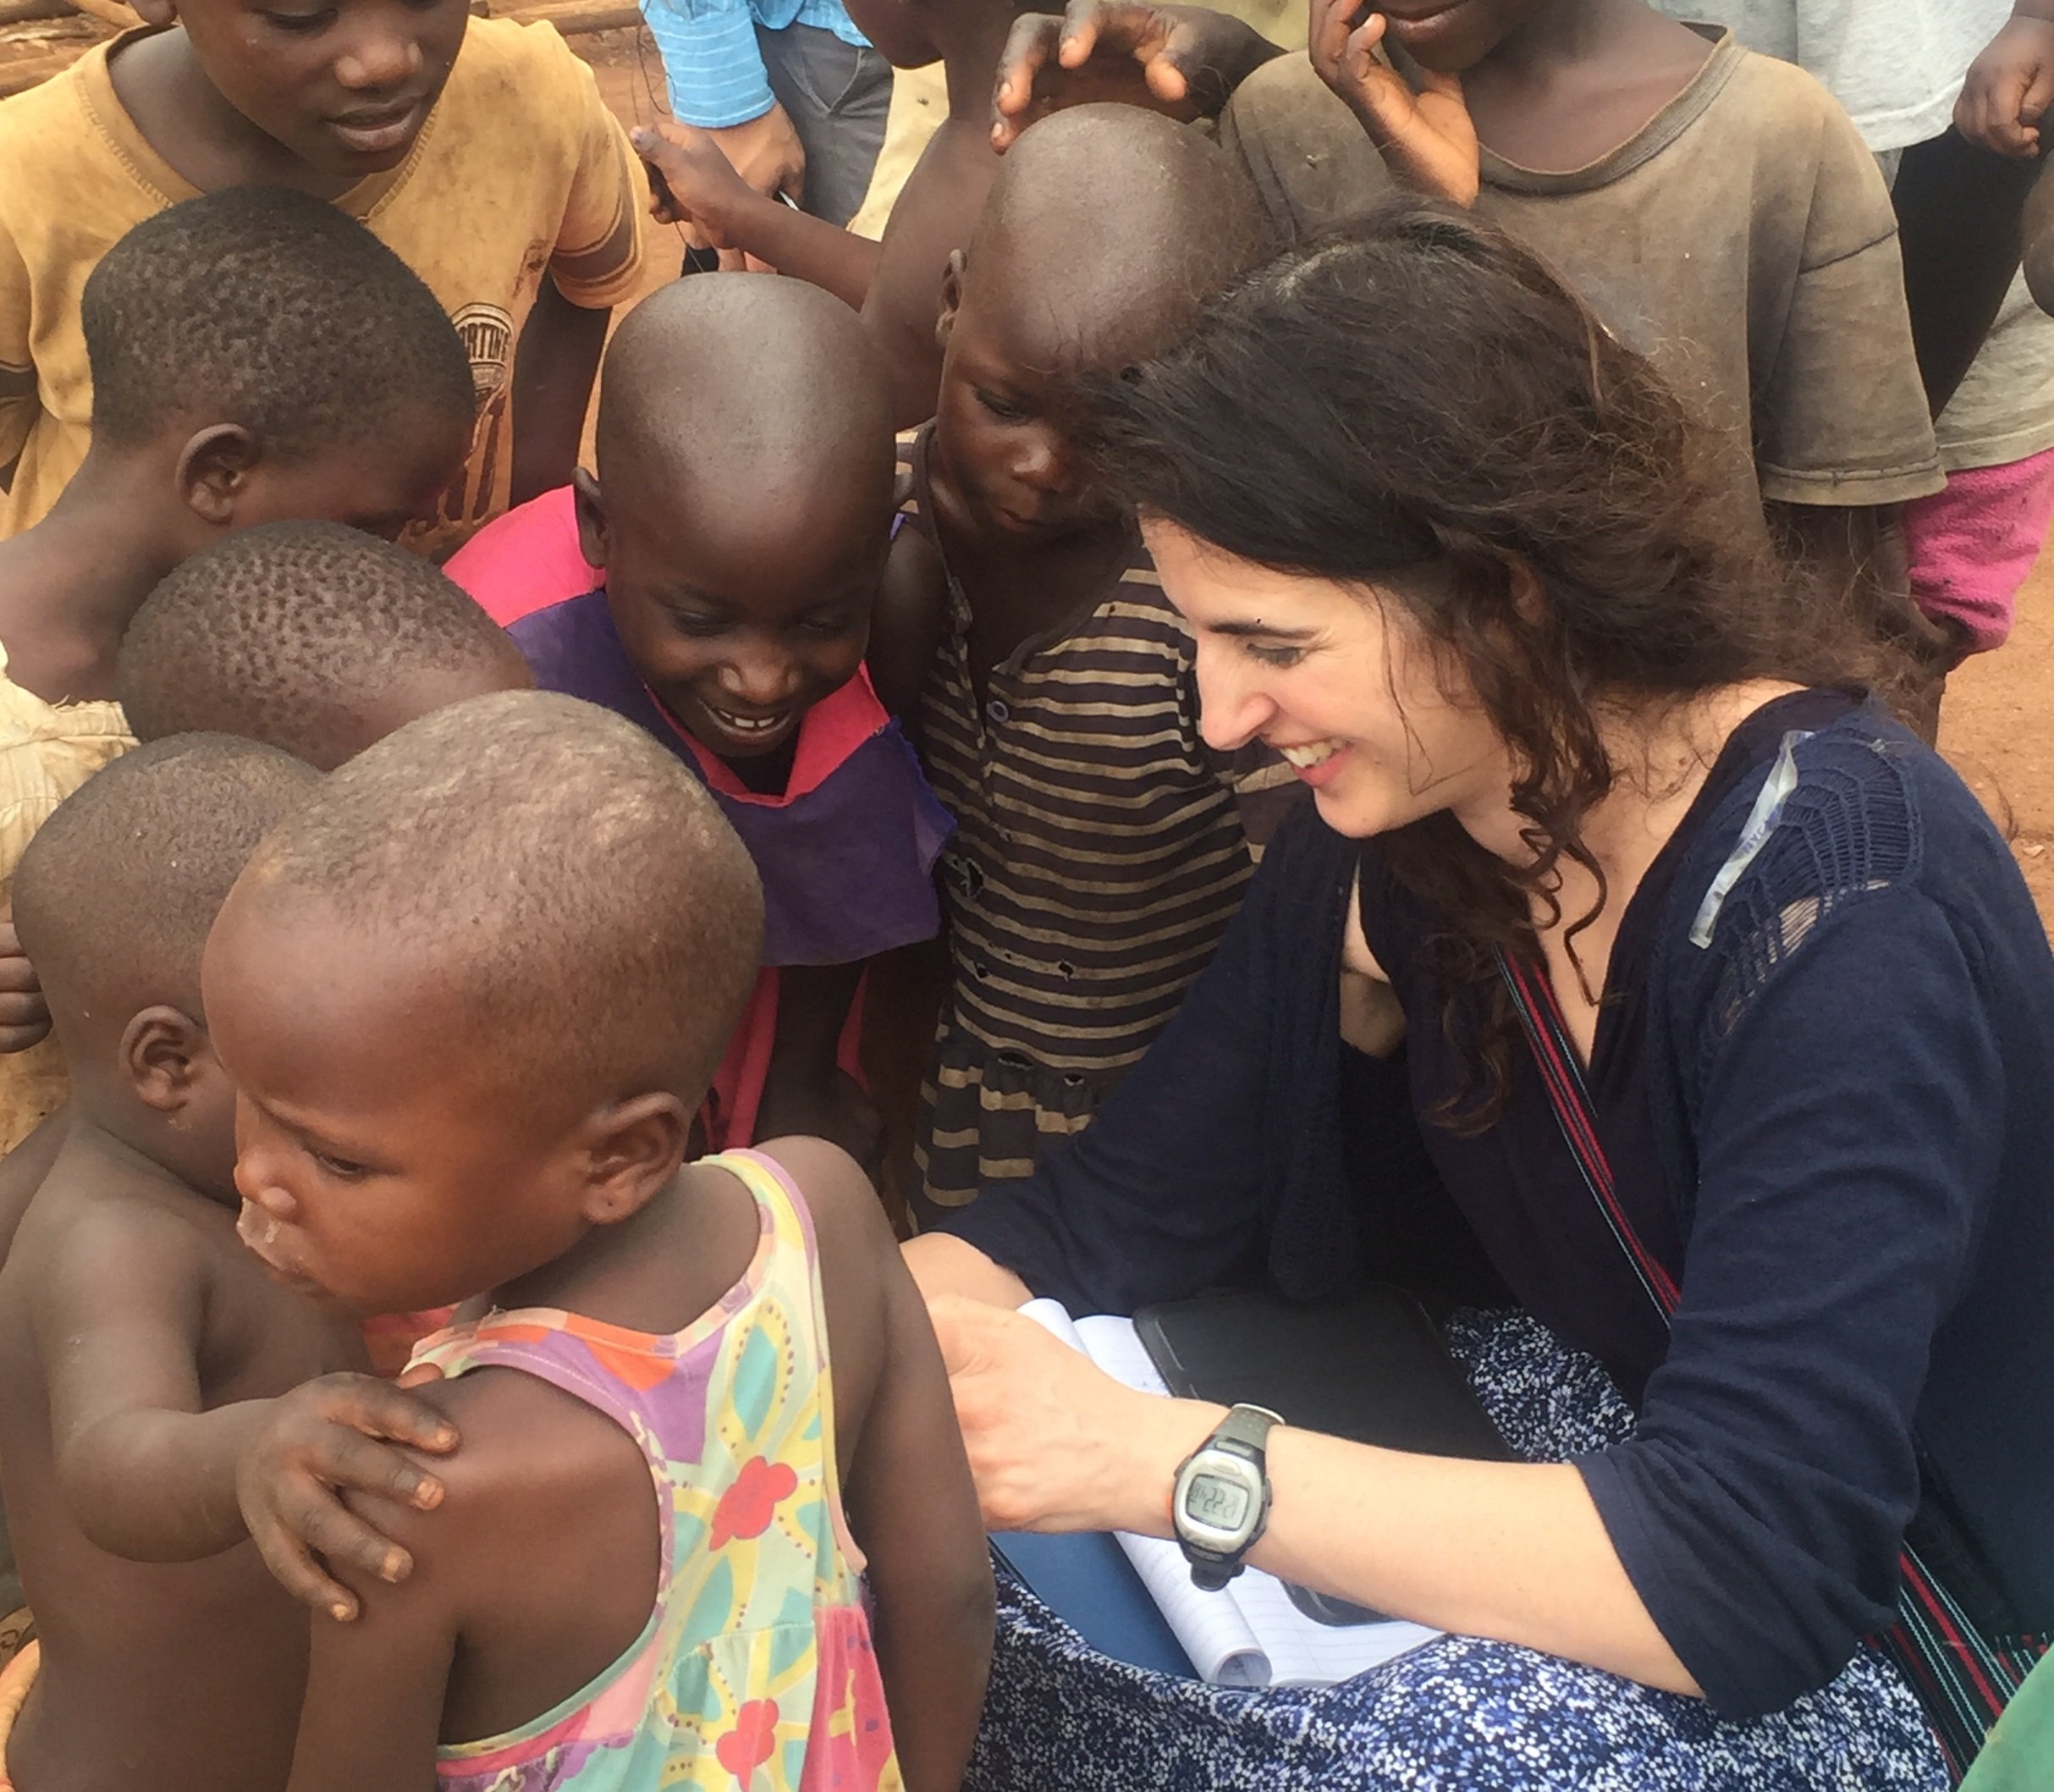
[285,1486,458,1792]
[509,275,610,508]
[39,1209,284,1559]
[38,1208,454,1570]
[757,963,884,1174]
[635,124,883,308]
[867,527,950,736]
[774,1137,994,1792]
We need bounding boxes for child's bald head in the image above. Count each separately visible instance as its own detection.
[579,276,896,764]
[955,105,1275,374]
[933,107,1275,544]
[591,274,893,526]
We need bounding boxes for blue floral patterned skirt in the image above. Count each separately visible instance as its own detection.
[966,1312,1947,1791]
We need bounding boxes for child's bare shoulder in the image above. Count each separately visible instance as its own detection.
[755,1136,897,1268]
[17,1145,220,1306]
[749,1138,910,1432]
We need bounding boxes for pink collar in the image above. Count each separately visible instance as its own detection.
[648,666,888,808]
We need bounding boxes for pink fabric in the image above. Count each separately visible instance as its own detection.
[1903,447,2054,653]
[443,487,598,626]
[705,968,867,1154]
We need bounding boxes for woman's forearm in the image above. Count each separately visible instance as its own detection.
[1102,1394,1699,1696]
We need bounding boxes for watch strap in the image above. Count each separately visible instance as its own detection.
[1209,1403,1284,1461]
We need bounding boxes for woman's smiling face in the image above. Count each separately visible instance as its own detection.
[1146,518,1511,841]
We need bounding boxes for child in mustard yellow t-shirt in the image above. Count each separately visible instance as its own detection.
[0,0,648,555]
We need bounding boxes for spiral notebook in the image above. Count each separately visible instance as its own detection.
[1021,1299,1442,1689]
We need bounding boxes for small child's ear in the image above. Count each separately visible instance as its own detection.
[571,468,611,571]
[935,251,967,354]
[120,1005,218,1113]
[175,425,262,529]
[578,1090,689,1227]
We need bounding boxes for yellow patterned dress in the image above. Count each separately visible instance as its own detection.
[411,1150,901,1792]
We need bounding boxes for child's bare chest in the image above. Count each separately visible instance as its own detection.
[199,1243,366,1403]
[955,538,1128,697]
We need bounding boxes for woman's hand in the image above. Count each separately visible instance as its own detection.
[1309,0,1479,205]
[991,3,1283,152]
[929,1295,1220,1533]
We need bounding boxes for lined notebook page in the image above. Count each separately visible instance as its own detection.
[1018,1302,1441,1688]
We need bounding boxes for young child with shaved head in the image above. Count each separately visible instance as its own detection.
[0,187,477,1158]
[0,736,359,1792]
[212,690,991,1792]
[895,104,1297,1216]
[447,276,952,1173]
[118,521,534,774]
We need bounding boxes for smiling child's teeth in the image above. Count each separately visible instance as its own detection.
[1279,741,1341,769]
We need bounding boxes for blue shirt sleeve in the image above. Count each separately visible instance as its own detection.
[1580,883,2001,1717]
[640,0,776,128]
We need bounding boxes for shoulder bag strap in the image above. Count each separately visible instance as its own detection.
[1495,948,2044,1784]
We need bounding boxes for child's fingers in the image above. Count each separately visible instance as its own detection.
[320,1374,459,1456]
[245,1496,370,1621]
[993,12,1064,139]
[1056,0,1104,71]
[2022,61,2054,129]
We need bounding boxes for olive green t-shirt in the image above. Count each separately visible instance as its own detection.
[1220,31,1944,525]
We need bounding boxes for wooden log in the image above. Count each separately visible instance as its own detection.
[64,0,140,27]
[0,1,76,27]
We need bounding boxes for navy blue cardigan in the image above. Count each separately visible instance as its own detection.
[937,693,2054,1718]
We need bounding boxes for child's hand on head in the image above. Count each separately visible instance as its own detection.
[991,2,1280,151]
[1957,6,2054,157]
[237,1371,460,1622]
[1310,1,1479,206]
[0,915,51,1054]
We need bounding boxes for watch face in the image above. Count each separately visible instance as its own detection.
[1186,1471,1252,1532]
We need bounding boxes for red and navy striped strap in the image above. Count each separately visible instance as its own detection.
[1494,947,2043,1783]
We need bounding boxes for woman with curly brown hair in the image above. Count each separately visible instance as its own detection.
[906,204,2054,1789]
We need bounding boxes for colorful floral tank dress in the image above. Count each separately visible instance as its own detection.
[410,1150,902,1792]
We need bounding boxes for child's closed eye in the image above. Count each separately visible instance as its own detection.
[975,389,1030,425]
[308,1147,372,1183]
[260,7,336,33]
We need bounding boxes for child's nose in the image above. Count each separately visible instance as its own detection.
[334,21,425,90]
[719,648,801,709]
[1010,432,1070,493]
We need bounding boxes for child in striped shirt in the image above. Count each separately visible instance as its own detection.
[892,106,1297,1217]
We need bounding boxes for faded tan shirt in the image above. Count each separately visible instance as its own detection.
[0,19,648,556]
[0,644,131,1155]
[1221,30,1944,528]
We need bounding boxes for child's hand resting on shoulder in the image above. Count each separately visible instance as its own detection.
[991,2,1285,151]
[237,1371,460,1623]
[1310,0,1479,206]
[0,915,51,1053]
[1957,3,2054,157]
